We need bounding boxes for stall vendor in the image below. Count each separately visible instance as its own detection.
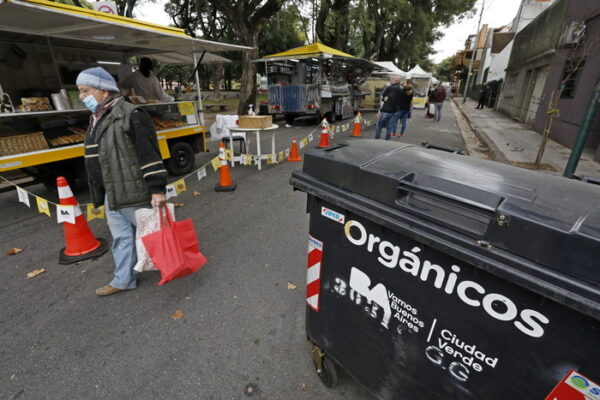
[120,57,173,102]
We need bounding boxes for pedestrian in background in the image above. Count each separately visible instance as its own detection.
[432,83,446,123]
[374,76,402,140]
[425,87,435,118]
[76,67,167,296]
[476,84,489,109]
[394,80,414,137]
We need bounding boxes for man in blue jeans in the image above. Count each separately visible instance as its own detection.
[375,76,402,140]
[393,80,414,137]
[77,67,167,296]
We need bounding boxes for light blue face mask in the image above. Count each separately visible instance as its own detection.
[83,94,99,112]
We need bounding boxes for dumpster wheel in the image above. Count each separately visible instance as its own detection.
[311,343,338,388]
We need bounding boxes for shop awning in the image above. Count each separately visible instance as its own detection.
[0,0,250,56]
[141,52,231,65]
[255,42,355,62]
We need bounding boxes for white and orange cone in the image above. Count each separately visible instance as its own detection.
[215,142,236,192]
[317,119,331,149]
[57,176,108,265]
[287,138,302,162]
[351,112,362,138]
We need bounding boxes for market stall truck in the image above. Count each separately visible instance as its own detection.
[0,0,248,191]
[255,43,380,124]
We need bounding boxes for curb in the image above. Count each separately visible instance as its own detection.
[452,99,509,163]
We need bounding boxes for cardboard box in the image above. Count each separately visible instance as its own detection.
[238,115,272,129]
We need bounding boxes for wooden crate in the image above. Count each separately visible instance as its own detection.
[238,115,272,129]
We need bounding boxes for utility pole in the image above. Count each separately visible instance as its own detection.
[563,72,600,178]
[462,0,485,103]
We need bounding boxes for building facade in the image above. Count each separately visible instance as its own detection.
[497,0,600,161]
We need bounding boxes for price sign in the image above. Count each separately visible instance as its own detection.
[178,102,195,116]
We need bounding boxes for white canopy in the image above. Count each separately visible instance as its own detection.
[408,65,432,78]
[373,61,408,78]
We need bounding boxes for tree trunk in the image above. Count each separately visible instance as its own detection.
[534,90,560,168]
[238,36,258,115]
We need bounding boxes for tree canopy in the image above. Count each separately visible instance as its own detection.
[159,0,478,111]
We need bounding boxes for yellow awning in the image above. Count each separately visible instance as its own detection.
[263,43,355,59]
[16,0,186,36]
[0,0,251,54]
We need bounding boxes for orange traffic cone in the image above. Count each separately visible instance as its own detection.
[317,119,331,148]
[287,138,302,162]
[215,142,236,192]
[58,176,108,265]
[351,112,362,138]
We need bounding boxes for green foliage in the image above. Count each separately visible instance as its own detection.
[327,0,476,69]
[434,56,455,82]
[154,63,194,88]
[258,5,306,57]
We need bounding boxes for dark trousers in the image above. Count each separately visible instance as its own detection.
[476,96,486,109]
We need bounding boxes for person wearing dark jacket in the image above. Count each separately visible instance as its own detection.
[394,80,414,137]
[76,67,167,296]
[432,84,446,122]
[476,84,489,109]
[375,76,403,140]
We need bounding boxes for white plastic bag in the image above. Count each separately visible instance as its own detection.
[209,114,239,141]
[133,204,175,272]
[429,103,436,115]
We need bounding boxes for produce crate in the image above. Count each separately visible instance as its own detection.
[238,115,272,129]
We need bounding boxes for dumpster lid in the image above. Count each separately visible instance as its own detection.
[298,140,600,285]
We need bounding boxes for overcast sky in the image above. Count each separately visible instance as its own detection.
[135,0,523,65]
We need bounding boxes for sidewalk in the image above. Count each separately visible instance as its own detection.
[453,98,600,178]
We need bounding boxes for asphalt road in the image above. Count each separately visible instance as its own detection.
[0,102,465,400]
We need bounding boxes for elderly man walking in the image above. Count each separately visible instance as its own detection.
[374,76,402,140]
[76,67,167,296]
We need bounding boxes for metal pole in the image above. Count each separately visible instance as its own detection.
[193,52,205,126]
[563,73,600,178]
[46,37,64,88]
[462,0,485,103]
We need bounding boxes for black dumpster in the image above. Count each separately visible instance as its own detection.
[290,140,600,400]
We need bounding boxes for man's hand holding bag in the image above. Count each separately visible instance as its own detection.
[141,206,207,285]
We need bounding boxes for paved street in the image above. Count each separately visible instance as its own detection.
[0,103,464,400]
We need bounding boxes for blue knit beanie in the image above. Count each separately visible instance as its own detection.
[76,67,119,92]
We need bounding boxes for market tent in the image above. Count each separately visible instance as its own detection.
[407,65,432,78]
[431,77,440,85]
[373,61,408,78]
[141,52,231,65]
[255,42,355,62]
[0,0,250,56]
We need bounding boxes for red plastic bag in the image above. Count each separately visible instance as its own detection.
[141,207,207,285]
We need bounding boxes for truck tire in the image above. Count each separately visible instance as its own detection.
[324,111,336,123]
[165,141,195,175]
[284,114,296,125]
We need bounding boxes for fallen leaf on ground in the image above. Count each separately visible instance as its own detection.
[193,191,201,196]
[26,268,46,279]
[173,202,185,208]
[7,248,23,256]
[287,282,297,290]
[171,310,184,320]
